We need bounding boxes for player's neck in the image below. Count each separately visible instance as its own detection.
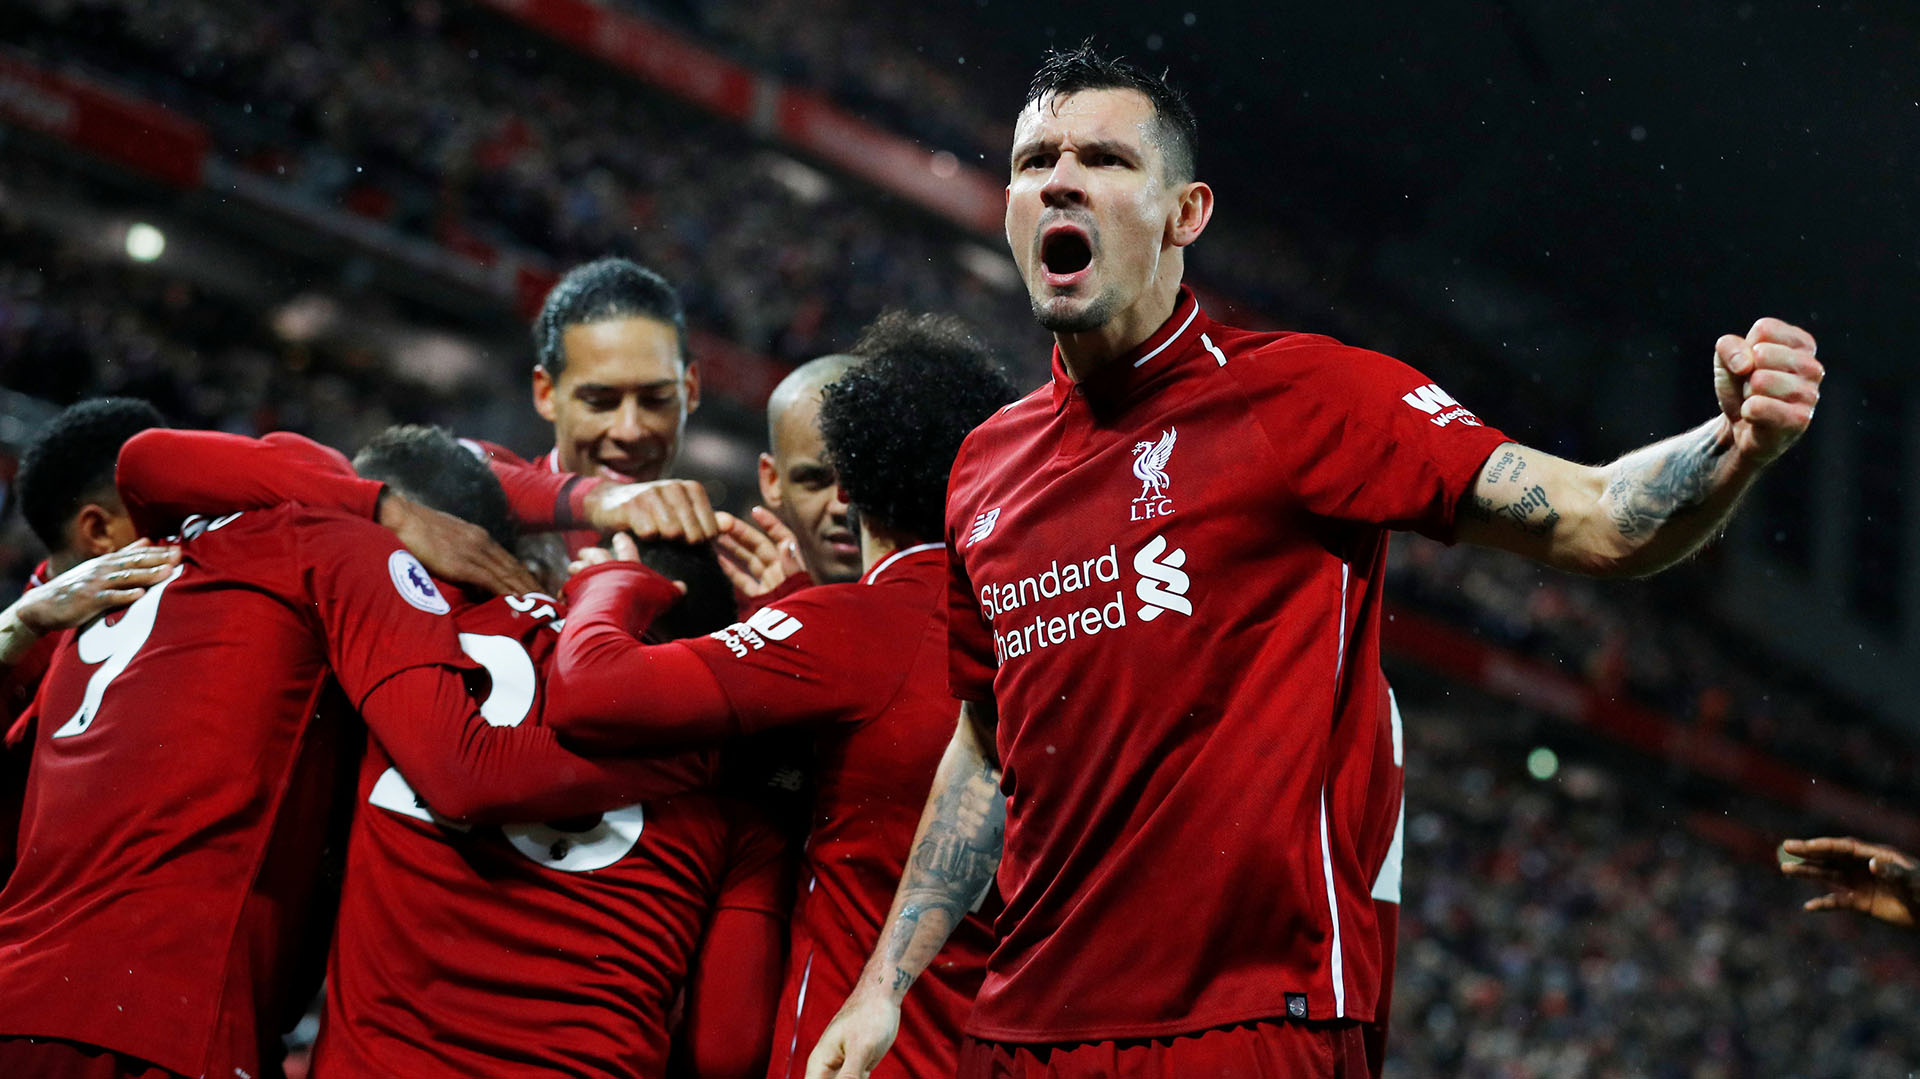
[857,521,910,574]
[1054,271,1184,382]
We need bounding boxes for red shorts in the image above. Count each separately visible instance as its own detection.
[0,1037,187,1079]
[958,1019,1369,1079]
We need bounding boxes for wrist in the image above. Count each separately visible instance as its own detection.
[0,604,43,665]
[375,486,405,530]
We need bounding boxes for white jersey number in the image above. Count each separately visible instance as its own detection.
[366,630,644,871]
[50,565,186,739]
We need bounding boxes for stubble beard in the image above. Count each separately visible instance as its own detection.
[1031,288,1117,335]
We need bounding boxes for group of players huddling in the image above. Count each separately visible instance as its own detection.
[0,45,1825,1079]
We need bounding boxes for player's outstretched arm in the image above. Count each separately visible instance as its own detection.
[1457,318,1822,577]
[0,541,181,665]
[1780,836,1919,929]
[807,700,1004,1079]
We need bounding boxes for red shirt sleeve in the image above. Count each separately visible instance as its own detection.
[117,429,382,538]
[294,512,708,823]
[679,803,790,1079]
[551,564,909,749]
[945,437,998,702]
[1231,337,1512,541]
[459,438,603,532]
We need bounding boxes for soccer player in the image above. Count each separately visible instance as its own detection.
[297,427,785,1079]
[547,312,1017,1079]
[1780,836,1919,929]
[809,45,1824,1079]
[0,423,688,1079]
[750,354,866,588]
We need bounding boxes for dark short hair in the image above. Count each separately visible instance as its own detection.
[1025,41,1199,184]
[820,312,1018,542]
[17,397,166,550]
[352,425,516,551]
[631,539,736,642]
[533,258,688,378]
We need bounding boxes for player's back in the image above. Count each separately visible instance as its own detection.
[0,505,464,1079]
[316,592,772,1079]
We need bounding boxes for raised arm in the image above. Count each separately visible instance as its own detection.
[1456,318,1822,576]
[805,699,1003,1079]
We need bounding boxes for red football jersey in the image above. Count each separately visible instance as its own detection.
[0,506,474,1079]
[944,287,1507,1041]
[313,591,777,1079]
[116,428,604,543]
[553,551,997,1079]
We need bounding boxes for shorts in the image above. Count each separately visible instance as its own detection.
[0,1036,187,1079]
[958,1019,1369,1079]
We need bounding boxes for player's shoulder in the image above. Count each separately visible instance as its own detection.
[952,383,1050,476]
[1207,323,1442,406]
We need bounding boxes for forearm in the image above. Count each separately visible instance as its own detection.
[849,703,1004,1006]
[361,665,707,824]
[1589,416,1756,575]
[0,606,40,668]
[118,429,377,536]
[1463,420,1755,577]
[550,562,743,749]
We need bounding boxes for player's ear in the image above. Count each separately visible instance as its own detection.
[1168,181,1213,249]
[71,503,125,557]
[532,365,558,422]
[682,360,701,415]
[756,452,782,508]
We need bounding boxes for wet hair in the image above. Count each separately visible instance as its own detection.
[351,425,516,551]
[820,311,1018,542]
[17,397,166,550]
[631,539,736,642]
[533,257,688,378]
[1025,40,1199,183]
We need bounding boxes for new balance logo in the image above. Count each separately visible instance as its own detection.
[711,607,804,657]
[1400,383,1482,428]
[1132,534,1193,621]
[968,507,1001,546]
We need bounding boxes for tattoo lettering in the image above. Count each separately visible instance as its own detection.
[1485,449,1517,484]
[1605,427,1724,539]
[892,968,914,991]
[1499,484,1561,536]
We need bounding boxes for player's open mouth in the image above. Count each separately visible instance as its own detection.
[1040,225,1094,286]
[825,528,859,555]
[596,459,651,483]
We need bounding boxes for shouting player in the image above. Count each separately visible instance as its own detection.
[548,311,1017,1079]
[810,44,1824,1079]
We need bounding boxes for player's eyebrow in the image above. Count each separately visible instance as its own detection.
[573,378,681,393]
[1011,136,1140,168]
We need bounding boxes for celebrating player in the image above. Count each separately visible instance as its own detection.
[548,312,1017,1079]
[748,354,866,589]
[808,43,1824,1079]
[0,415,699,1079]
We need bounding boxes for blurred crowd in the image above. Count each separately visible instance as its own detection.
[1392,699,1917,1078]
[8,0,1048,374]
[1388,536,1920,808]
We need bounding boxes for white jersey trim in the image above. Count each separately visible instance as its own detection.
[1131,303,1200,368]
[866,542,945,584]
[1319,788,1347,1017]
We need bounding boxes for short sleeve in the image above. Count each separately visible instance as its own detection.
[292,511,471,706]
[944,440,998,701]
[1235,337,1510,541]
[461,438,601,531]
[679,585,911,734]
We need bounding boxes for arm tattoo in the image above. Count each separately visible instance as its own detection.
[879,754,1004,993]
[1472,451,1562,537]
[1604,426,1725,539]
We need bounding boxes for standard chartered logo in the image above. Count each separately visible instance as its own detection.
[1132,534,1192,620]
[979,532,1194,663]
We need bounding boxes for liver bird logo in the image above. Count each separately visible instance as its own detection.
[1131,427,1177,501]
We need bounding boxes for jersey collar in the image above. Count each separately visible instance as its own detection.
[862,542,945,585]
[1049,286,1207,411]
